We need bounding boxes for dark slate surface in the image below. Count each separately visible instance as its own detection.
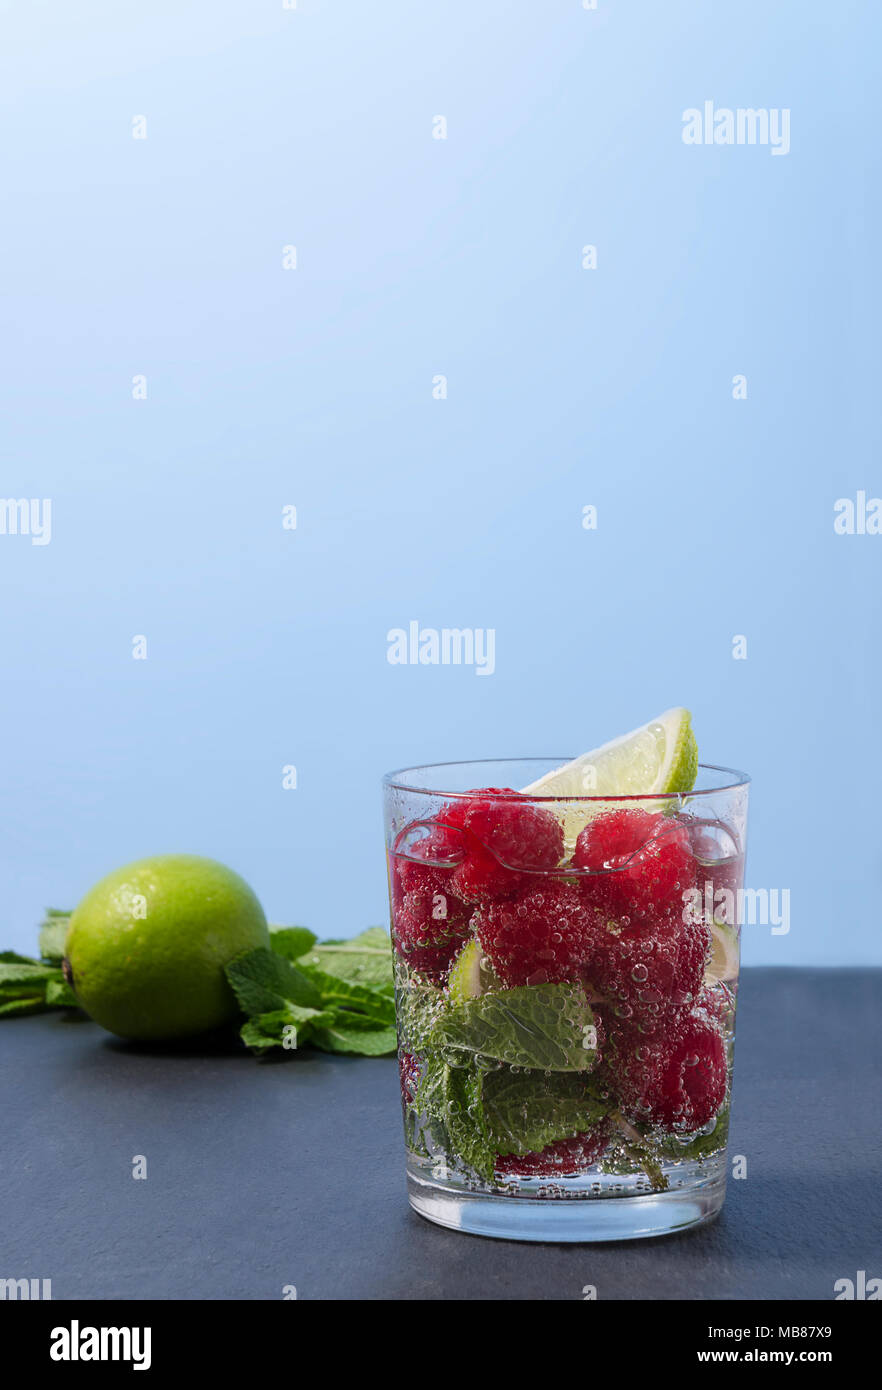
[2,968,879,1301]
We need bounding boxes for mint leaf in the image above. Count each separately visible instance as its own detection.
[298,927,393,994]
[44,979,80,1008]
[38,912,71,963]
[411,1053,450,1150]
[320,926,389,950]
[415,1056,495,1181]
[0,951,77,1016]
[268,926,318,960]
[429,983,601,1071]
[396,978,446,1053]
[240,1004,335,1053]
[310,1020,397,1056]
[483,1068,611,1158]
[225,948,323,1016]
[0,926,79,1016]
[315,1010,390,1032]
[240,1015,291,1053]
[0,962,62,991]
[297,967,395,1025]
[445,1064,495,1181]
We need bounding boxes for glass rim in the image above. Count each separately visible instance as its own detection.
[382,759,750,802]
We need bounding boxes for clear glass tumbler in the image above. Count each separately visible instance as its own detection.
[382,759,749,1242]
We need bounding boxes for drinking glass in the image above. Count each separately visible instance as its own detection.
[382,759,749,1242]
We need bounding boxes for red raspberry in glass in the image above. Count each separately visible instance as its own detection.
[587,910,709,1030]
[391,828,473,964]
[575,808,697,926]
[398,1051,421,1109]
[439,788,564,905]
[601,1024,665,1118]
[462,790,563,872]
[451,837,523,903]
[473,880,602,988]
[395,825,464,893]
[394,936,462,981]
[495,1123,610,1178]
[393,867,471,947]
[608,1009,727,1133]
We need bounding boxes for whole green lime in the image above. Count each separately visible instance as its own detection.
[63,854,269,1040]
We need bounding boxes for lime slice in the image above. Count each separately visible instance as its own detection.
[520,708,699,848]
[705,918,739,984]
[521,707,697,801]
[448,938,501,1002]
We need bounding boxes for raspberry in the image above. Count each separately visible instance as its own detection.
[575,809,697,926]
[463,791,563,872]
[392,867,471,947]
[677,916,711,1006]
[396,826,464,892]
[473,880,601,987]
[391,832,473,963]
[587,911,709,1030]
[435,788,510,834]
[394,937,462,981]
[495,1124,609,1178]
[607,1009,727,1133]
[398,1051,421,1108]
[451,838,522,903]
[439,788,563,905]
[601,1026,664,1119]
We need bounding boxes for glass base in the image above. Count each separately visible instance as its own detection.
[407,1161,727,1243]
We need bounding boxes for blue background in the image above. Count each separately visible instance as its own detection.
[1,1,878,963]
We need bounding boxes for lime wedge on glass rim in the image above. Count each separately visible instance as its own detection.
[519,707,699,849]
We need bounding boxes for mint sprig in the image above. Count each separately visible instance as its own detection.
[405,982,609,1182]
[225,927,397,1058]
